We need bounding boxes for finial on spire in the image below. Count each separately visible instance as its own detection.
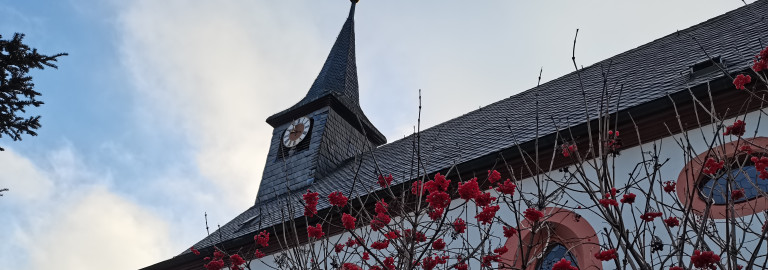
[348,0,357,18]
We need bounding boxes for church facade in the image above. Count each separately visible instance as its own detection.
[145,1,768,269]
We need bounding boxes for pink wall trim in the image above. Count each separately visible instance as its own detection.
[501,207,602,270]
[676,137,768,219]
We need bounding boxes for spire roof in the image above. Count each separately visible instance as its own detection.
[266,1,385,145]
[306,2,358,103]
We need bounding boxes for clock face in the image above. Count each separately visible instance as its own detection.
[283,117,311,148]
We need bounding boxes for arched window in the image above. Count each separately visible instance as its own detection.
[676,137,768,219]
[501,207,602,270]
[536,244,579,270]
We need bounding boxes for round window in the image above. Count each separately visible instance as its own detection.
[676,137,768,219]
[699,164,768,204]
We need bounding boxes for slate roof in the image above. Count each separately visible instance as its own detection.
[186,0,768,254]
[266,2,386,145]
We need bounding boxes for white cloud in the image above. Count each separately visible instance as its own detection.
[0,149,53,203]
[23,187,173,270]
[0,146,176,270]
[116,0,338,208]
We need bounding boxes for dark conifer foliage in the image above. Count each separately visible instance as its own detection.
[0,33,67,150]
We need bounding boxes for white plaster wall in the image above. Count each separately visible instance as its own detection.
[504,108,768,269]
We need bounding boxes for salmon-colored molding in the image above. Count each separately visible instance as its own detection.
[501,207,602,270]
[676,137,768,219]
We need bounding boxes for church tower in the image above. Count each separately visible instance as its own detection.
[256,0,386,202]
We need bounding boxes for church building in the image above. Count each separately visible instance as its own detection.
[145,1,768,269]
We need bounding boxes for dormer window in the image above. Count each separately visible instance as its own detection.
[689,56,724,78]
[239,215,259,228]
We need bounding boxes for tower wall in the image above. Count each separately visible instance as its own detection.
[256,107,330,202]
[315,107,374,179]
[255,106,375,202]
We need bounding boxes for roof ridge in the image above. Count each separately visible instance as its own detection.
[379,0,767,148]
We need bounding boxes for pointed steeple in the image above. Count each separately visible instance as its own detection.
[267,1,386,145]
[305,1,359,103]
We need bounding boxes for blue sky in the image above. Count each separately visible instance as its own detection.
[0,0,750,269]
